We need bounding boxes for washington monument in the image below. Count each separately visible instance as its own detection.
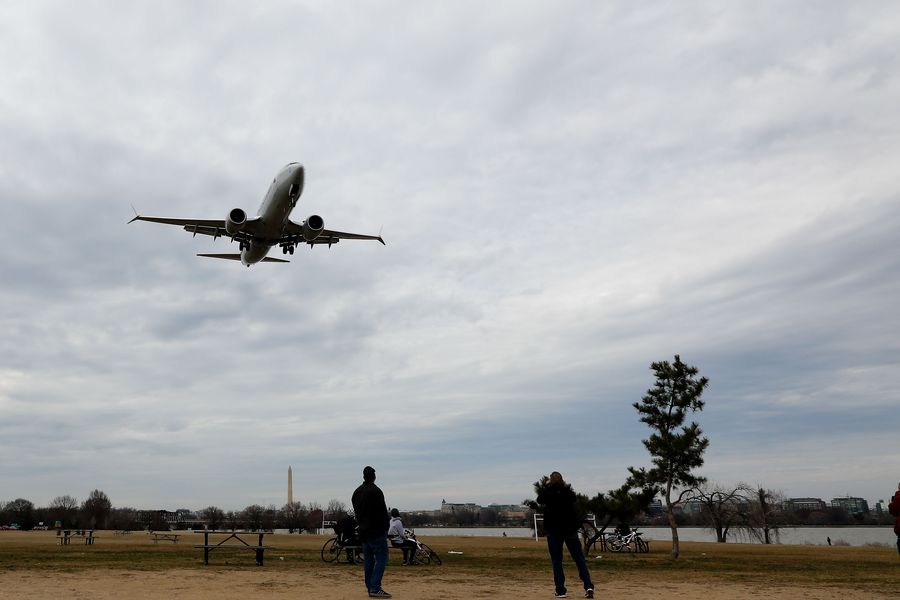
[288,466,294,505]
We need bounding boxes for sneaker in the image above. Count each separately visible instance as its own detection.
[584,590,594,599]
[554,594,567,598]
[369,590,392,598]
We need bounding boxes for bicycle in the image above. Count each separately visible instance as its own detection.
[404,529,442,565]
[321,515,363,564]
[607,528,648,553]
[320,535,363,563]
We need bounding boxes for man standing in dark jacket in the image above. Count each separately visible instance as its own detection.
[352,466,391,598]
[536,472,595,598]
[889,481,900,557]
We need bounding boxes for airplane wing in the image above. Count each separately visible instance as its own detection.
[321,228,385,244]
[281,220,385,246]
[128,214,261,242]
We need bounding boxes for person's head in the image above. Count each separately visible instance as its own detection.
[549,471,564,485]
[391,508,400,518]
[363,465,376,483]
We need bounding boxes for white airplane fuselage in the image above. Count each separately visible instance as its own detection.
[241,162,306,266]
[129,162,382,265]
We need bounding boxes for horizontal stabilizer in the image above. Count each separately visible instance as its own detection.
[196,253,290,263]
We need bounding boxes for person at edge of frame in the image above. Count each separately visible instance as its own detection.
[889,481,900,557]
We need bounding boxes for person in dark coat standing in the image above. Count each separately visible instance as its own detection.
[351,466,391,598]
[536,471,595,599]
[889,481,900,557]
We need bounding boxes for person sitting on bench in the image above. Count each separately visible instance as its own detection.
[387,509,417,565]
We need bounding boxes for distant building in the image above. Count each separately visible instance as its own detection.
[786,498,827,511]
[136,509,202,530]
[441,500,481,514]
[647,499,663,516]
[486,504,529,523]
[875,500,887,515]
[830,496,869,515]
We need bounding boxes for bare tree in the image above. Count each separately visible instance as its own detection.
[80,490,111,529]
[49,495,79,528]
[262,505,278,530]
[242,504,265,530]
[201,506,225,530]
[306,502,324,532]
[281,502,307,533]
[326,499,349,520]
[740,487,787,544]
[688,482,751,543]
[4,498,36,530]
[108,507,139,531]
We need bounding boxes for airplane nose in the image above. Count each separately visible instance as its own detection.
[293,165,304,195]
[287,164,304,200]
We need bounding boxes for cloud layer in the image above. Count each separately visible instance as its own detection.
[2,1,899,511]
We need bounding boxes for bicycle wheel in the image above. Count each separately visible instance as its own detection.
[413,545,432,565]
[608,537,624,552]
[321,537,340,562]
[421,543,441,566]
[636,538,649,553]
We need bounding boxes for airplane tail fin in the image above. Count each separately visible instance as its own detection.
[196,253,290,263]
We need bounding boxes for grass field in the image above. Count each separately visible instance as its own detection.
[1,530,898,598]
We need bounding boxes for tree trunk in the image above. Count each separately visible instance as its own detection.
[666,494,680,559]
[716,524,729,543]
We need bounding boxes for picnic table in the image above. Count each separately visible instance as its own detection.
[194,531,273,566]
[56,529,95,545]
[150,532,180,544]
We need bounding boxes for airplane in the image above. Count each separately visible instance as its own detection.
[129,162,384,266]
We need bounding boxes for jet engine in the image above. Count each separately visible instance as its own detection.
[302,215,324,241]
[225,208,247,236]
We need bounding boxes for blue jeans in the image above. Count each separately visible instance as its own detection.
[362,534,389,593]
[547,531,594,596]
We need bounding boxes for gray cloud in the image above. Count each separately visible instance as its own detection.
[2,1,899,511]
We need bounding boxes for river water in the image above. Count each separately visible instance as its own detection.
[404,526,896,546]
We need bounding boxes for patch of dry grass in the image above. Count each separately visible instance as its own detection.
[1,530,898,595]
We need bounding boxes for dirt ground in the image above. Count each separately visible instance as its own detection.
[2,531,897,599]
[2,568,895,600]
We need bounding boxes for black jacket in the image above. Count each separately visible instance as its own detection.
[537,482,581,536]
[351,482,389,542]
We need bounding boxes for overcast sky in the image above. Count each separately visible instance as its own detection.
[2,1,899,513]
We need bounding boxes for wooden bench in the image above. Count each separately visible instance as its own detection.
[151,532,180,544]
[56,530,96,545]
[324,543,417,564]
[194,531,273,566]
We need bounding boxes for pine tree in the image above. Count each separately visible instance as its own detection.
[628,354,709,559]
